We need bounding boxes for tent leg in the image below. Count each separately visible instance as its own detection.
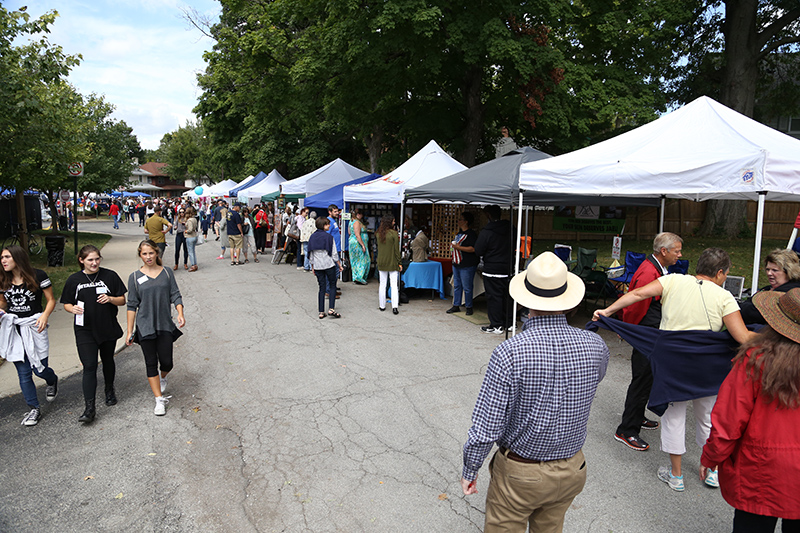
[659,197,665,233]
[751,192,766,295]
[788,228,798,251]
[512,192,524,336]
[399,201,405,253]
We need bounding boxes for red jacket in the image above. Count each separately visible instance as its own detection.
[701,353,800,519]
[620,255,663,326]
[109,203,119,216]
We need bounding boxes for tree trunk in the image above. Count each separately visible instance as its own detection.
[15,189,29,252]
[364,124,384,174]
[46,190,60,234]
[455,66,484,166]
[699,0,758,237]
[699,199,749,237]
[720,0,758,116]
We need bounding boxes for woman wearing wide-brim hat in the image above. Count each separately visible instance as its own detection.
[700,287,800,532]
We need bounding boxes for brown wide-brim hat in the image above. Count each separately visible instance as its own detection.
[753,287,800,344]
[509,251,585,312]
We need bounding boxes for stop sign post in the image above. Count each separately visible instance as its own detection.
[67,162,83,254]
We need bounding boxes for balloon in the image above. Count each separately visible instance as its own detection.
[194,186,204,195]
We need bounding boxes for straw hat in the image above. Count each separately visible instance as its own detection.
[509,252,585,312]
[753,287,800,344]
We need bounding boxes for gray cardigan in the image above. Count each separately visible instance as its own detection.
[127,267,183,338]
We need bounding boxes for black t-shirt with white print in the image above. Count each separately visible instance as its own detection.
[4,269,51,318]
[60,267,126,343]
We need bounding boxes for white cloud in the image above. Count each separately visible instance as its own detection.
[7,0,219,149]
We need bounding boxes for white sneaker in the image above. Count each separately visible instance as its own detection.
[154,396,171,416]
[160,377,167,394]
[704,469,719,488]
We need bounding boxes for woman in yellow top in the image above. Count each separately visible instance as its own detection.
[594,248,755,492]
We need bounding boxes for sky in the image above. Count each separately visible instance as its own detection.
[7,0,220,150]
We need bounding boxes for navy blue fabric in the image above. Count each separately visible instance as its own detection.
[586,316,753,415]
[307,229,334,255]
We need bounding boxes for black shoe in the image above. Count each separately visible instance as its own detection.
[641,418,659,430]
[78,400,96,423]
[46,378,58,402]
[481,326,504,334]
[392,308,399,315]
[379,307,386,311]
[105,389,117,406]
[465,307,473,316]
[445,306,461,314]
[614,432,649,451]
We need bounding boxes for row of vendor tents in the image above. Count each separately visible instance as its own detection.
[184,96,800,293]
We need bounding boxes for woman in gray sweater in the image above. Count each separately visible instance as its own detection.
[126,240,185,416]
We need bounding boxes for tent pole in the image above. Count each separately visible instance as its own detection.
[659,196,665,233]
[751,192,767,295]
[512,192,524,336]
[399,201,405,253]
[342,199,347,253]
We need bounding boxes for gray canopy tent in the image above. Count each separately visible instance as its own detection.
[406,146,662,207]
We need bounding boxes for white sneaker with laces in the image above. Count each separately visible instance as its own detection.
[21,407,41,426]
[160,377,168,394]
[154,396,171,416]
[657,465,685,492]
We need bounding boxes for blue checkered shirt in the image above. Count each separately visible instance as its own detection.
[462,315,609,480]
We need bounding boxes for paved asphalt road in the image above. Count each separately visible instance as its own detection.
[0,219,736,532]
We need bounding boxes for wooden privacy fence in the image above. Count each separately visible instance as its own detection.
[528,199,800,242]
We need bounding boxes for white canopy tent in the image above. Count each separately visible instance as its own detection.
[343,140,467,204]
[281,158,368,197]
[204,179,239,197]
[237,169,286,206]
[518,96,800,293]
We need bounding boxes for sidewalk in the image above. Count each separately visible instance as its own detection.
[0,220,143,398]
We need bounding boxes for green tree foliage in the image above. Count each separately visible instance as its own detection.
[157,121,220,182]
[0,6,83,189]
[670,0,800,237]
[195,0,689,176]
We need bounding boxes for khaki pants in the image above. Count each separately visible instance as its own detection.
[484,449,586,533]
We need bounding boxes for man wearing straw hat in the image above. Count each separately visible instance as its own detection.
[461,252,610,532]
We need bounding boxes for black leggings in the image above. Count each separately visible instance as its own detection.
[77,340,117,401]
[174,231,188,265]
[734,509,800,533]
[140,333,174,378]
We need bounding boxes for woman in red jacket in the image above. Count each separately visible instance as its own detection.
[701,287,800,532]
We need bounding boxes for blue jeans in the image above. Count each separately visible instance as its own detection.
[452,264,477,307]
[315,267,338,312]
[186,236,198,266]
[303,243,310,270]
[14,356,57,408]
[113,214,120,229]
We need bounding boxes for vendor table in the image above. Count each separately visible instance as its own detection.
[402,261,445,299]
[430,257,452,278]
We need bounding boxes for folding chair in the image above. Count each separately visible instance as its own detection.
[553,244,572,262]
[668,259,689,275]
[570,247,597,279]
[609,251,647,291]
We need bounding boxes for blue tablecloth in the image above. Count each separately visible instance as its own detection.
[402,261,445,299]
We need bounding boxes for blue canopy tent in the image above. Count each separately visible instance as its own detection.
[304,173,380,210]
[229,171,267,198]
[304,173,380,252]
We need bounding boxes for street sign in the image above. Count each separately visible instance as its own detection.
[59,189,71,202]
[67,162,84,177]
[612,236,622,260]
